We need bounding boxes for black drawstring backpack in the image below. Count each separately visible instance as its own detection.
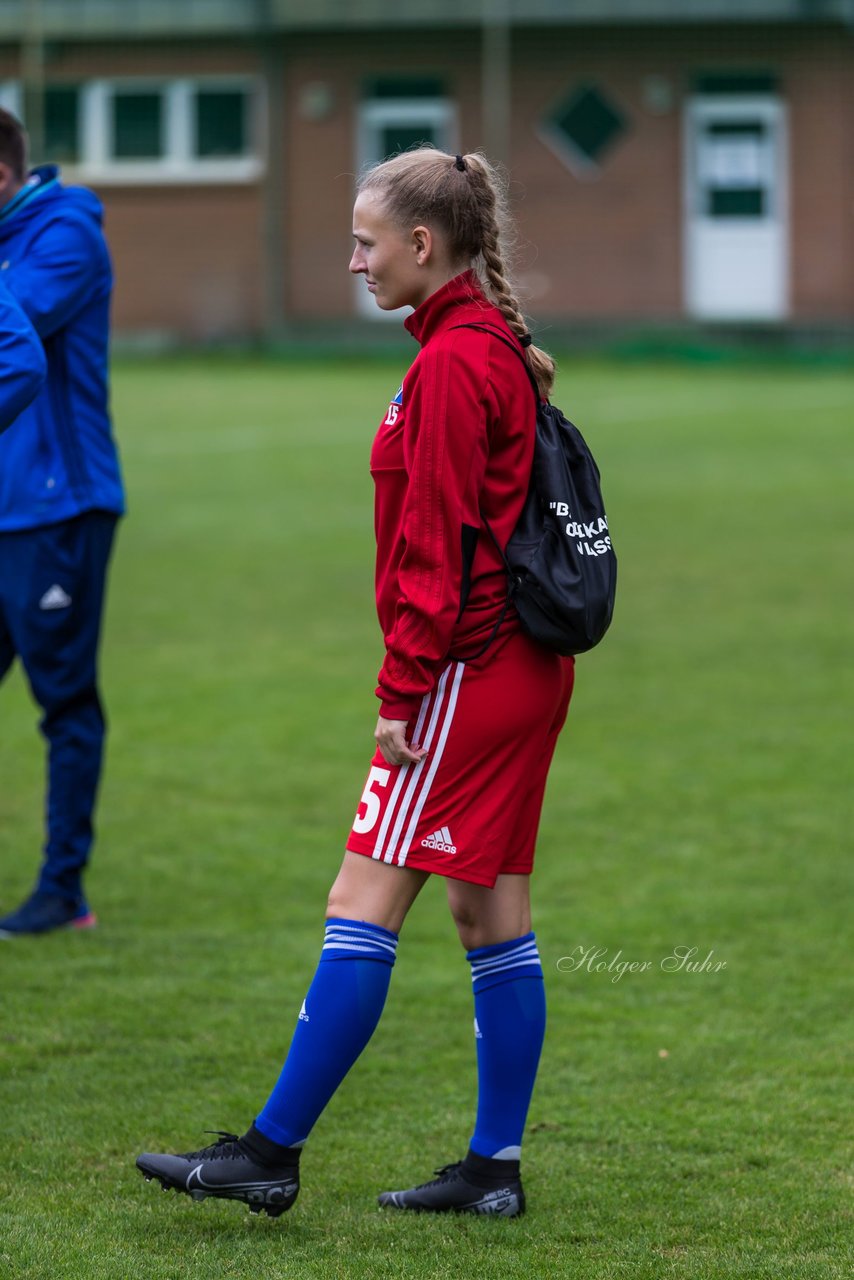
[452,324,617,657]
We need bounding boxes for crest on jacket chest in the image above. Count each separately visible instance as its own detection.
[383,384,403,427]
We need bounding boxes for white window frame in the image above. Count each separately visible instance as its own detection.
[0,81,22,118]
[356,97,457,176]
[1,76,263,185]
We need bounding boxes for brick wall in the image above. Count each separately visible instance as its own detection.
[0,23,850,334]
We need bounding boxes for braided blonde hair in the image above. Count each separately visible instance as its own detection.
[357,146,556,398]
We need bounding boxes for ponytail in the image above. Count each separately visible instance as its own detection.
[463,153,555,399]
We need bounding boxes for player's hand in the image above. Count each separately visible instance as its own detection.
[375,716,428,767]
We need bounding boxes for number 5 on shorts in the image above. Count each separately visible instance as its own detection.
[352,765,391,834]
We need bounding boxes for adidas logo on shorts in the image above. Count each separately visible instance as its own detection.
[420,826,457,855]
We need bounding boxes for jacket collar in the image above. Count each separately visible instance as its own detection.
[404,269,495,346]
[0,165,60,226]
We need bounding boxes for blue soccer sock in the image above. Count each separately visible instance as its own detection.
[254,917,398,1149]
[467,932,546,1160]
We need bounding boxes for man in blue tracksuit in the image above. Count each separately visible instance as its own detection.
[0,108,125,937]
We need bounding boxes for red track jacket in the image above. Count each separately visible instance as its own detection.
[372,270,536,721]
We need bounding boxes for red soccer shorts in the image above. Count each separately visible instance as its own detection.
[346,628,574,887]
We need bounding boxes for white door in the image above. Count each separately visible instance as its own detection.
[684,96,788,320]
[355,98,457,318]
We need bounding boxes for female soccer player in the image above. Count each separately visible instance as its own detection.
[137,148,574,1219]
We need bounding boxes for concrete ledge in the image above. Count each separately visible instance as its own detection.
[111,320,854,365]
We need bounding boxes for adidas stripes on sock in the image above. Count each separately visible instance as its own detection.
[254,917,398,1149]
[467,931,546,1160]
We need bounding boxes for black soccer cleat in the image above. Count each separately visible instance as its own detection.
[378,1151,525,1217]
[136,1131,299,1218]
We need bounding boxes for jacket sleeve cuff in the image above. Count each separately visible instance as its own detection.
[377,692,421,722]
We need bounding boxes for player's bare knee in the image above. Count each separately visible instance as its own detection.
[325,885,343,919]
[448,902,482,950]
[324,882,403,933]
[456,925,483,950]
[325,881,367,923]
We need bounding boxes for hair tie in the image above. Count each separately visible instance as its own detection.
[520,333,533,348]
[454,154,467,172]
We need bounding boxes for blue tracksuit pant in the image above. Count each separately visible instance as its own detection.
[0,511,118,900]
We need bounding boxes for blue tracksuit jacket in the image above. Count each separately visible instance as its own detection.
[0,166,125,531]
[0,276,46,430]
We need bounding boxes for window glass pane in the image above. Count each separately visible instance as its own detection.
[113,92,163,159]
[365,77,445,100]
[44,86,79,163]
[379,125,438,160]
[708,189,765,218]
[548,85,626,166]
[195,89,246,158]
[708,122,766,138]
[699,117,772,217]
[702,132,766,188]
[694,72,778,95]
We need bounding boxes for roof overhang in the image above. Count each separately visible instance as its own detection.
[2,0,854,42]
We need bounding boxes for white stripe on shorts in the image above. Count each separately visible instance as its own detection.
[369,661,464,866]
[371,678,435,860]
[377,663,454,864]
[397,661,465,868]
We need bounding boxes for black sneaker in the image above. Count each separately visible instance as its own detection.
[378,1150,525,1217]
[136,1131,300,1218]
[0,892,96,938]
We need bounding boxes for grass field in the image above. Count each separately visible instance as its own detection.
[0,354,851,1279]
